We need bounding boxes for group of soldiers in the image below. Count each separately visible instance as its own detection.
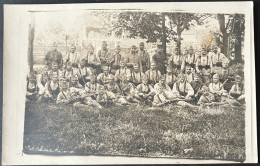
[26,41,245,108]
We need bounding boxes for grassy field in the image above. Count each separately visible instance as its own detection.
[23,101,245,162]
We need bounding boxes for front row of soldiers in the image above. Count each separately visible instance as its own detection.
[26,59,245,108]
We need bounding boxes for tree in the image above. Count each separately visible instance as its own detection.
[167,13,210,54]
[217,14,235,57]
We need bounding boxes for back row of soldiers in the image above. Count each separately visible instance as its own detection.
[26,41,245,108]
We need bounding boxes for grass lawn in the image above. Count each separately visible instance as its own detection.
[23,101,245,162]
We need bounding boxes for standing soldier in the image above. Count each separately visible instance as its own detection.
[138,42,150,72]
[64,45,81,68]
[152,42,167,74]
[98,41,112,71]
[169,47,183,72]
[44,42,63,69]
[182,46,196,71]
[83,44,101,73]
[209,46,228,68]
[130,63,144,86]
[145,61,162,86]
[217,59,235,92]
[196,46,212,85]
[125,45,142,70]
[111,45,122,74]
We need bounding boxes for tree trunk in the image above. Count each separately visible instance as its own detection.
[177,32,181,55]
[222,35,229,58]
[235,33,242,63]
[162,13,167,56]
[28,13,35,73]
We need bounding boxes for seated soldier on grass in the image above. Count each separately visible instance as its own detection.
[97,65,110,85]
[165,65,177,88]
[26,73,39,102]
[190,73,204,102]
[152,86,172,107]
[48,61,63,80]
[69,75,84,89]
[229,75,245,103]
[172,73,194,100]
[96,85,114,105]
[84,75,100,99]
[145,61,162,86]
[119,75,139,103]
[62,62,76,80]
[74,59,92,86]
[154,75,175,100]
[114,61,132,83]
[208,74,228,102]
[130,63,144,86]
[37,65,49,95]
[104,74,129,105]
[197,86,216,106]
[184,64,194,84]
[40,74,60,102]
[56,79,74,104]
[217,59,235,92]
[134,75,155,104]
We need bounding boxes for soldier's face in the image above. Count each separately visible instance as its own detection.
[194,76,200,82]
[139,44,144,50]
[134,66,139,72]
[214,48,218,53]
[104,69,109,74]
[120,63,126,68]
[213,77,219,83]
[67,65,72,70]
[71,77,77,84]
[53,77,58,83]
[157,47,162,53]
[167,68,172,74]
[116,48,120,54]
[52,65,58,71]
[223,62,229,68]
[53,46,57,51]
[131,47,136,54]
[43,67,48,73]
[90,77,96,83]
[179,76,185,82]
[159,79,165,85]
[235,78,241,84]
[71,47,76,53]
[102,43,107,49]
[189,49,194,54]
[80,62,85,68]
[151,64,156,70]
[186,68,191,74]
[175,49,179,54]
[108,78,114,83]
[89,48,94,54]
[202,50,207,56]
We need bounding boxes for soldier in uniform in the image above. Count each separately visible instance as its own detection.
[209,46,228,68]
[97,41,112,71]
[111,45,122,74]
[217,59,235,92]
[125,45,142,70]
[114,61,132,83]
[195,46,212,86]
[154,75,175,100]
[64,45,81,68]
[74,59,93,86]
[208,74,228,102]
[169,47,183,72]
[130,63,144,86]
[165,65,177,88]
[119,75,139,103]
[97,66,111,85]
[56,79,74,104]
[26,73,39,102]
[48,61,63,80]
[84,75,101,100]
[152,86,172,107]
[62,62,76,80]
[44,42,63,69]
[197,86,216,106]
[69,75,83,89]
[83,44,101,73]
[134,75,155,104]
[138,42,150,72]
[172,73,194,100]
[229,75,245,102]
[37,65,49,96]
[184,64,194,84]
[145,61,162,86]
[190,73,204,102]
[42,74,60,102]
[183,46,196,70]
[152,42,167,74]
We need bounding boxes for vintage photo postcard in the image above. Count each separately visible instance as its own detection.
[2,2,257,165]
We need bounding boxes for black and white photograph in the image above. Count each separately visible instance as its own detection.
[2,2,257,165]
